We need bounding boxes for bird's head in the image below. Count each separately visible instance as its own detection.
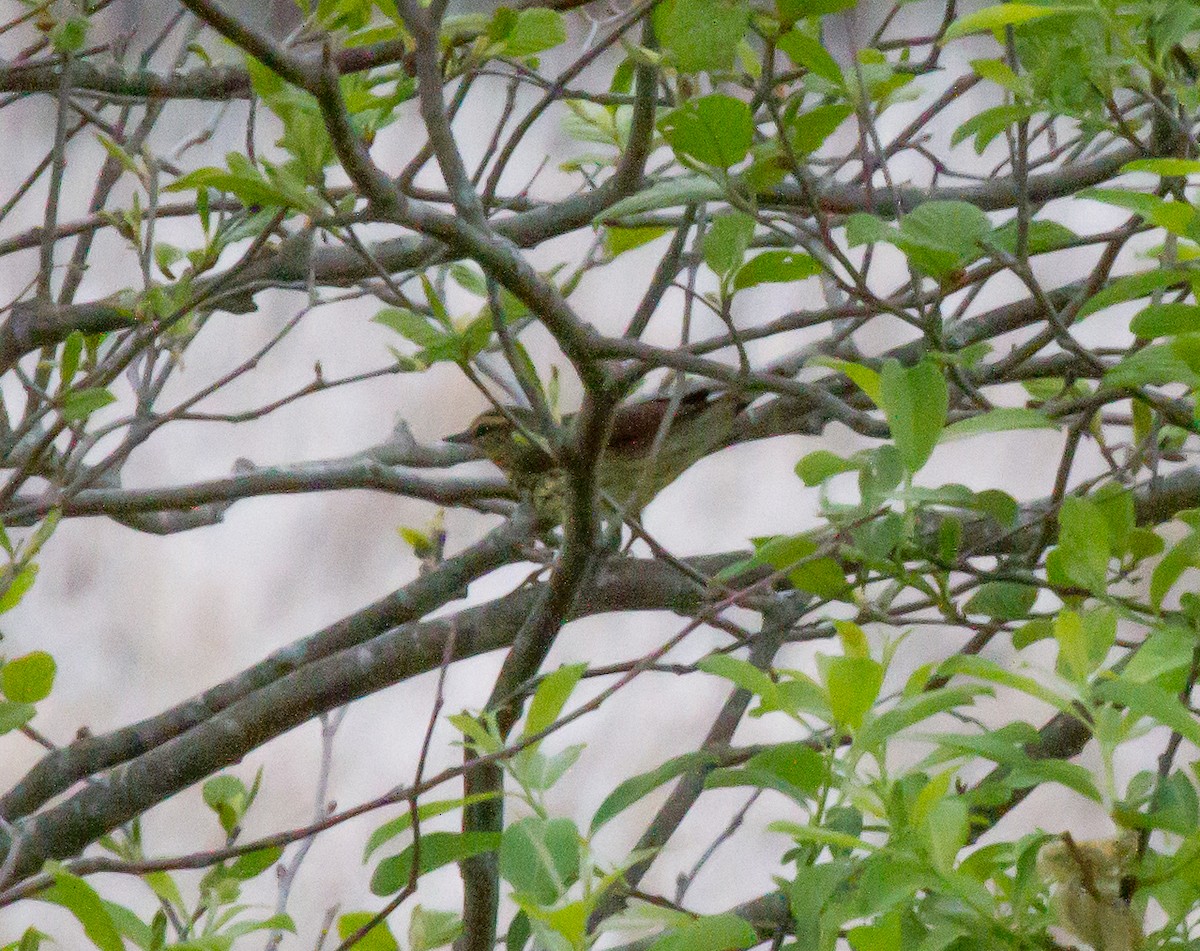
[447,408,554,473]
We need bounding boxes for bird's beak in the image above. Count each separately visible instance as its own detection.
[445,429,473,445]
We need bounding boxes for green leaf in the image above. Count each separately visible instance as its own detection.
[795,449,859,486]
[778,0,857,19]
[937,654,1079,715]
[502,9,566,57]
[409,906,463,951]
[706,762,814,801]
[511,743,583,792]
[228,845,283,880]
[879,359,948,473]
[1123,625,1196,688]
[988,217,1077,254]
[895,200,992,277]
[373,307,449,349]
[1093,484,1134,558]
[940,407,1056,441]
[598,175,723,222]
[1144,771,1199,835]
[500,816,580,904]
[591,751,719,833]
[0,701,35,735]
[51,17,88,54]
[523,663,587,739]
[506,911,532,951]
[952,104,1036,153]
[59,387,116,421]
[812,357,882,406]
[733,250,822,289]
[925,798,968,874]
[929,731,1102,801]
[824,656,883,730]
[1130,303,1200,339]
[1012,614,1051,653]
[788,103,854,155]
[744,743,824,796]
[657,94,754,168]
[777,30,843,85]
[857,686,990,751]
[37,871,123,951]
[60,331,83,390]
[787,860,857,949]
[771,820,878,853]
[964,581,1037,620]
[703,212,756,278]
[218,914,295,941]
[0,565,38,614]
[846,212,897,248]
[1079,188,1198,238]
[655,0,751,73]
[1,651,55,703]
[370,832,501,895]
[834,620,870,658]
[203,774,249,836]
[1095,677,1200,747]
[944,3,1067,41]
[699,653,778,699]
[141,869,185,910]
[1150,530,1200,609]
[98,903,152,949]
[789,556,851,599]
[364,793,503,861]
[1128,527,1165,563]
[1123,158,1200,177]
[848,913,902,951]
[337,913,400,951]
[1053,609,1091,680]
[1104,340,1200,389]
[969,58,1027,95]
[1077,268,1194,319]
[1082,607,1117,669]
[648,913,757,951]
[167,163,299,210]
[604,225,671,256]
[1053,495,1110,593]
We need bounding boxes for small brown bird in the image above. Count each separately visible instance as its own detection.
[448,389,745,521]
[1038,831,1142,951]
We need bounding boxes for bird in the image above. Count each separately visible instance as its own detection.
[1037,831,1142,951]
[447,388,746,522]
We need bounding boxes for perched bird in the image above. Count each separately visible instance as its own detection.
[1038,831,1142,951]
[447,389,745,521]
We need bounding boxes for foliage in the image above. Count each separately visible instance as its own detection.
[1,0,1200,949]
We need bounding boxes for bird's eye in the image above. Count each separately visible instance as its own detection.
[473,417,505,439]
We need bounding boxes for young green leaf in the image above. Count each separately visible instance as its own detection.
[657,95,754,168]
[337,913,400,951]
[944,3,1067,41]
[703,212,756,279]
[370,832,502,895]
[523,663,587,739]
[654,0,751,73]
[880,359,948,473]
[591,751,720,833]
[500,816,580,904]
[36,871,123,951]
[1,651,55,703]
[1130,303,1200,339]
[940,407,1055,441]
[824,656,883,730]
[733,250,821,290]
